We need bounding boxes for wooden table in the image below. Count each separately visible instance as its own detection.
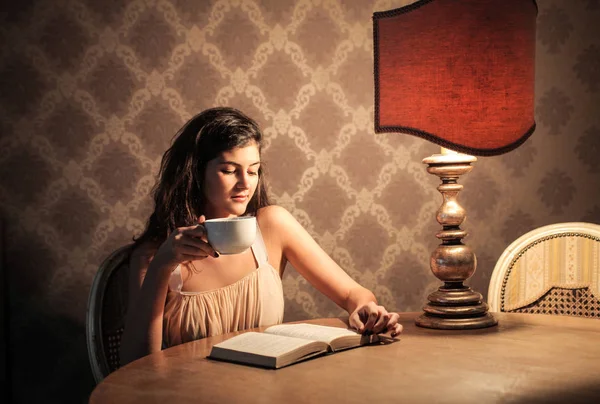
[90,312,600,403]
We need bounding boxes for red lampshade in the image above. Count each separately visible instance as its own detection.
[373,0,537,156]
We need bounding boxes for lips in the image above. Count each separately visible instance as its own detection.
[231,195,248,202]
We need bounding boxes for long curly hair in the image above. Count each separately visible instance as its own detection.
[134,107,270,246]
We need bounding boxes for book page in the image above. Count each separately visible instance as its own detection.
[265,323,360,344]
[211,332,322,357]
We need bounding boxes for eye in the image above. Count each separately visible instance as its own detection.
[248,171,258,176]
[221,169,235,175]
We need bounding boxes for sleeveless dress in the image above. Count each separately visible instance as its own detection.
[162,227,285,347]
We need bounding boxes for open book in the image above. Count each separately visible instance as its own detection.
[208,323,379,369]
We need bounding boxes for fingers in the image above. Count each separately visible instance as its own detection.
[348,302,381,334]
[373,310,403,337]
[170,226,217,259]
[349,311,365,333]
[385,312,403,337]
[390,323,403,338]
[372,310,390,334]
[178,243,216,259]
[352,302,404,337]
[180,224,206,239]
[363,306,381,333]
[178,233,209,250]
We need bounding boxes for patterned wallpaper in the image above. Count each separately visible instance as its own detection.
[1,0,599,402]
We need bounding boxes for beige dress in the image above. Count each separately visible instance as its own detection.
[162,227,285,347]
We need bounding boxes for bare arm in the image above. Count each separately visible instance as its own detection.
[120,220,218,366]
[120,246,175,366]
[258,206,403,336]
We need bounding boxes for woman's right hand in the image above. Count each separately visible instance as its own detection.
[152,215,218,271]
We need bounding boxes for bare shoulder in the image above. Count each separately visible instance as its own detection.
[256,205,299,231]
[255,205,301,266]
[256,205,307,247]
[257,205,292,223]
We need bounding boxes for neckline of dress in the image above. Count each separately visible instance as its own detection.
[178,264,273,296]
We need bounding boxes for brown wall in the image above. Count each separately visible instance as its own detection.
[1,0,599,402]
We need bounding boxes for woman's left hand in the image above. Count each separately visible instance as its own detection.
[349,302,403,337]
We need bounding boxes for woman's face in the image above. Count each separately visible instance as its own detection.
[203,142,261,219]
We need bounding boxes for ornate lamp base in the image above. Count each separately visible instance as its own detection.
[415,283,498,329]
[415,151,498,330]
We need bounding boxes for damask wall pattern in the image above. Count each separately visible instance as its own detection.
[0,0,599,402]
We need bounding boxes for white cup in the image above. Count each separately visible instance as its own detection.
[204,216,257,255]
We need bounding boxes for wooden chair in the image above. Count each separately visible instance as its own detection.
[86,244,133,384]
[488,222,600,317]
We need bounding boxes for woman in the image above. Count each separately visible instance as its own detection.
[120,107,403,365]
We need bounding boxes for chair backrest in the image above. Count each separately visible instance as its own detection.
[86,244,133,384]
[488,222,600,318]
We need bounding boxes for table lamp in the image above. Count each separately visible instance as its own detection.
[373,0,537,329]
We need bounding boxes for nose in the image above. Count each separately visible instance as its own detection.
[236,172,251,189]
